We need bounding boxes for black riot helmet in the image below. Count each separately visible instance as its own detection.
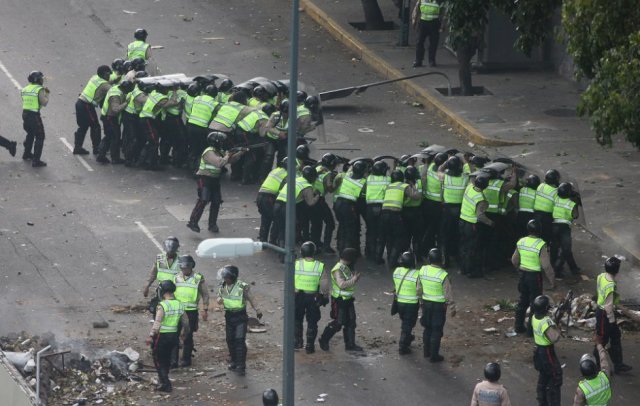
[305,95,320,110]
[544,169,560,186]
[262,389,279,406]
[221,265,239,283]
[604,256,621,275]
[296,90,308,104]
[296,144,310,160]
[321,153,338,169]
[526,219,541,236]
[178,254,196,269]
[434,152,448,167]
[131,57,146,72]
[532,295,550,316]
[398,154,411,167]
[97,65,112,80]
[300,241,316,258]
[557,182,573,199]
[471,155,490,169]
[446,156,462,175]
[351,160,367,178]
[134,28,148,41]
[187,83,201,97]
[279,99,290,114]
[302,166,318,183]
[339,248,359,264]
[252,85,268,101]
[207,131,228,148]
[119,80,135,94]
[579,354,598,379]
[397,251,416,268]
[262,104,276,117]
[427,248,442,265]
[278,157,288,168]
[526,174,541,189]
[484,363,501,382]
[203,84,218,98]
[27,71,44,85]
[159,280,176,295]
[372,160,388,176]
[122,60,132,72]
[474,174,490,190]
[229,91,248,105]
[135,71,149,79]
[390,170,405,183]
[404,166,419,182]
[218,79,234,93]
[163,236,179,254]
[111,58,125,74]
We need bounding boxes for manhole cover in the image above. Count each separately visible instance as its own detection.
[543,108,576,117]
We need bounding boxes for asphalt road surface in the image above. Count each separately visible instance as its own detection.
[0,0,638,405]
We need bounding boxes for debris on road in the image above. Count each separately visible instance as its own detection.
[92,321,109,329]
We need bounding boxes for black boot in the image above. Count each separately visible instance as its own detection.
[429,336,444,363]
[399,332,411,355]
[294,324,304,350]
[318,324,339,352]
[344,328,363,352]
[305,327,318,354]
[181,344,193,367]
[234,339,247,376]
[156,368,172,392]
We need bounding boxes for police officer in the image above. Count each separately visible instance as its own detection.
[365,160,390,263]
[531,295,562,406]
[470,363,512,406]
[421,152,447,255]
[74,66,112,155]
[139,83,179,170]
[0,134,17,157]
[483,164,517,270]
[534,169,560,246]
[143,236,181,315]
[595,256,632,373]
[217,265,262,376]
[124,57,147,82]
[411,0,442,67]
[552,182,580,277]
[160,85,187,167]
[216,79,234,103]
[574,341,612,406]
[96,80,134,164]
[518,175,539,237]
[403,166,424,260]
[173,255,209,367]
[109,59,126,84]
[187,84,219,169]
[257,158,288,243]
[187,132,246,233]
[248,85,273,108]
[261,100,290,179]
[419,248,454,362]
[146,280,189,392]
[512,219,555,335]
[393,252,421,355]
[333,160,367,254]
[123,79,149,166]
[459,174,493,278]
[313,153,338,253]
[318,248,363,352]
[21,71,49,167]
[440,155,468,267]
[127,28,151,61]
[295,93,318,139]
[236,104,274,184]
[294,242,329,353]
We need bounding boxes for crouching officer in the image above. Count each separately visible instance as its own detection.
[217,265,262,376]
[173,255,209,367]
[143,236,181,316]
[146,280,190,393]
[294,242,330,353]
[574,340,612,406]
[393,252,421,355]
[531,295,562,406]
[470,363,512,406]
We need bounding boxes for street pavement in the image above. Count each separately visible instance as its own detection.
[0,0,638,405]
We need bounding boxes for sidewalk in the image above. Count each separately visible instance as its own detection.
[302,0,640,282]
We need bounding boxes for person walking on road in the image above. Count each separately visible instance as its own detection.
[21,71,49,167]
[143,236,181,317]
[531,295,562,406]
[393,252,421,355]
[412,0,443,67]
[573,340,612,406]
[74,66,112,155]
[0,134,17,157]
[470,362,512,406]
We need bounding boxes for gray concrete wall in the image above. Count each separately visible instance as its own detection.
[0,353,37,406]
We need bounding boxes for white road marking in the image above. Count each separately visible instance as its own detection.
[135,221,164,251]
[0,59,22,90]
[59,137,94,172]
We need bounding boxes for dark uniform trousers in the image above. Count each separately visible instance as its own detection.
[160,114,187,166]
[187,124,210,171]
[152,332,179,389]
[421,200,441,254]
[295,292,322,349]
[299,202,321,245]
[595,308,624,368]
[517,211,535,238]
[378,210,409,268]
[533,345,562,406]
[397,302,419,351]
[440,203,461,266]
[334,199,360,254]
[122,111,141,165]
[458,220,482,277]
[225,309,248,370]
[421,301,446,358]
[256,192,277,243]
[140,117,161,169]
[177,310,199,365]
[534,211,555,262]
[515,271,543,333]
[74,99,101,153]
[415,19,440,65]
[98,115,122,160]
[551,223,578,275]
[189,176,222,229]
[22,111,46,160]
[365,203,383,259]
[402,206,424,261]
[273,201,286,247]
[319,297,358,348]
[316,198,336,251]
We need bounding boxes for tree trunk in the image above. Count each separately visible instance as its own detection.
[361,0,386,30]
[456,40,478,96]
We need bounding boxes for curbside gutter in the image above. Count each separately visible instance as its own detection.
[301,0,526,147]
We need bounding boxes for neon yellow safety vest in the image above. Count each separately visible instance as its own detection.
[443,174,468,204]
[276,176,312,204]
[124,86,144,114]
[336,176,366,201]
[174,273,202,310]
[216,92,230,103]
[314,168,330,196]
[331,263,355,299]
[484,178,504,213]
[460,185,485,224]
[266,112,287,140]
[516,236,545,272]
[404,179,423,207]
[101,86,124,117]
[156,254,180,281]
[259,167,287,194]
[383,182,408,209]
[188,95,217,127]
[166,89,186,116]
[139,91,167,119]
[596,273,619,309]
[365,175,390,204]
[238,110,268,132]
[109,72,121,84]
[419,265,447,303]
[294,259,325,293]
[81,75,109,106]
[499,189,517,215]
[463,162,471,174]
[248,97,265,108]
[393,267,419,304]
[213,101,243,128]
[199,147,223,177]
[552,196,575,225]
[219,281,248,311]
[519,186,536,213]
[578,371,612,405]
[184,95,196,119]
[21,84,43,112]
[159,299,184,333]
[419,1,440,21]
[127,40,150,60]
[297,104,310,118]
[534,183,558,213]
[532,315,554,346]
[425,163,443,202]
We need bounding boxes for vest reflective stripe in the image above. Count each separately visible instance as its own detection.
[238,110,268,132]
[21,84,43,112]
[188,95,217,127]
[419,1,440,21]
[81,75,108,106]
[552,197,575,224]
[248,97,264,108]
[314,169,327,196]
[578,371,612,405]
[125,87,144,114]
[484,179,504,213]
[383,182,407,209]
[331,263,355,299]
[499,189,517,215]
[517,237,545,272]
[159,299,184,333]
[532,315,554,346]
[199,147,222,177]
[393,267,419,303]
[404,179,423,207]
[220,281,247,310]
[534,184,558,213]
[294,259,324,292]
[460,185,485,224]
[259,167,287,194]
[101,86,124,117]
[365,175,390,203]
[276,176,311,203]
[519,187,536,212]
[463,162,471,174]
[425,164,443,201]
[336,177,365,201]
[140,91,167,119]
[184,95,196,119]
[443,174,467,204]
[174,273,202,310]
[127,40,150,60]
[213,102,243,128]
[156,254,180,281]
[267,112,287,139]
[596,273,618,309]
[166,90,186,116]
[419,265,447,302]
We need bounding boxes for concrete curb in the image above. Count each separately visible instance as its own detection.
[301,0,526,147]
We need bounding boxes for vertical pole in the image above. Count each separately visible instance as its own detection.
[283,0,300,404]
[398,0,410,46]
